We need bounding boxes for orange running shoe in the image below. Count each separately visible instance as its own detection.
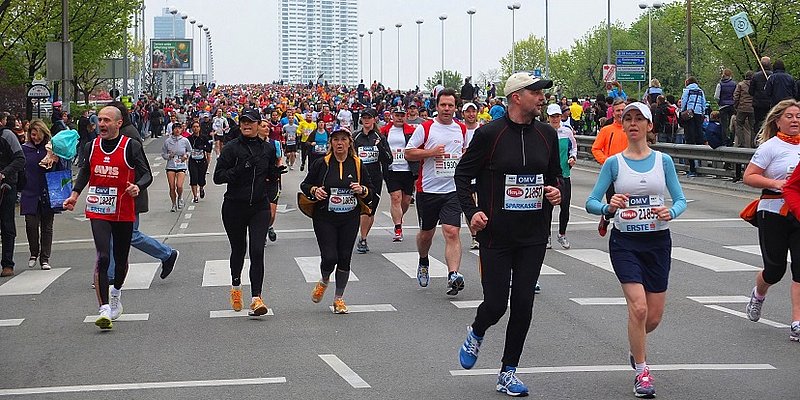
[332,298,348,314]
[230,287,243,311]
[311,280,328,303]
[249,296,268,316]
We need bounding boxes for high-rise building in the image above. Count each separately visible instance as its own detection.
[154,7,186,39]
[279,0,358,85]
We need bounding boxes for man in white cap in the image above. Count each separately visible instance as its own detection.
[454,72,562,397]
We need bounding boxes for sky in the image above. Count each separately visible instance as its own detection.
[143,0,680,87]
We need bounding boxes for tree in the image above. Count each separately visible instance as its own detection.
[476,68,500,87]
[425,70,463,91]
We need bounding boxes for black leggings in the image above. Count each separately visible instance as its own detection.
[188,159,208,187]
[544,177,572,235]
[313,216,360,296]
[90,219,133,305]
[757,211,800,284]
[222,200,270,297]
[472,244,545,368]
[300,142,309,167]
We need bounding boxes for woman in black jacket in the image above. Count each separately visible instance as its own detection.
[300,127,374,314]
[213,109,278,317]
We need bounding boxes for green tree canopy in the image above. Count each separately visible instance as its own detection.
[425,70,463,92]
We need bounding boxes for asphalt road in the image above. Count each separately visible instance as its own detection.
[0,137,795,399]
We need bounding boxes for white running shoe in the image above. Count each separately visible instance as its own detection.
[109,291,123,320]
[95,306,113,330]
[557,234,571,249]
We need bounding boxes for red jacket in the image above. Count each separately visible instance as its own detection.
[783,160,800,218]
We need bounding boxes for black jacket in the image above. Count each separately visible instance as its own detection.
[300,154,375,219]
[460,83,475,101]
[749,68,773,109]
[455,115,563,248]
[765,69,797,107]
[352,127,391,180]
[0,128,26,186]
[213,136,278,205]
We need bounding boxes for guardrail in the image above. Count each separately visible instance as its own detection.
[574,135,755,179]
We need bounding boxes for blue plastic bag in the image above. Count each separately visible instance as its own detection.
[45,169,72,210]
[51,129,78,160]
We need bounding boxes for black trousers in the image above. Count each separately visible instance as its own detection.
[313,216,359,294]
[188,159,208,187]
[222,200,270,297]
[544,177,572,235]
[90,219,133,305]
[472,244,546,368]
[0,185,16,269]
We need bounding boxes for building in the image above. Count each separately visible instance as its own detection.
[153,7,186,39]
[279,0,358,85]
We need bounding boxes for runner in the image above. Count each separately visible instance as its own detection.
[298,112,316,171]
[282,113,299,170]
[591,98,628,236]
[212,109,229,156]
[461,102,480,250]
[353,106,392,253]
[259,119,287,243]
[545,104,577,249]
[405,103,425,127]
[454,73,561,397]
[161,121,192,212]
[212,109,278,317]
[63,106,153,330]
[586,102,687,398]
[308,121,330,167]
[381,108,418,242]
[742,99,800,342]
[188,121,212,203]
[405,88,468,295]
[300,127,374,314]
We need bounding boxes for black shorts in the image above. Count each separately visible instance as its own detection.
[214,134,224,141]
[285,144,297,153]
[267,181,281,205]
[165,168,186,174]
[609,228,672,293]
[416,192,462,231]
[384,171,415,196]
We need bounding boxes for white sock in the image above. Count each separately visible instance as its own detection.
[100,304,111,312]
[110,287,121,297]
[635,362,647,375]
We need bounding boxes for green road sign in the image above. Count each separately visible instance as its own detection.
[617,72,646,82]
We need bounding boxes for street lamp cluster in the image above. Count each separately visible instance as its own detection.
[639,2,663,83]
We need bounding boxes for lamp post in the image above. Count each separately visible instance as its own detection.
[359,32,364,81]
[395,23,402,90]
[639,2,663,84]
[439,14,447,85]
[189,18,196,85]
[368,30,373,84]
[507,2,520,73]
[415,19,423,89]
[203,26,209,82]
[196,21,204,83]
[607,0,611,65]
[134,8,140,97]
[545,0,550,79]
[168,7,178,98]
[467,8,476,80]
[179,13,188,92]
[379,26,385,84]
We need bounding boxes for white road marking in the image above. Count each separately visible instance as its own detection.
[0,319,24,327]
[703,305,789,328]
[570,297,627,305]
[672,248,761,272]
[725,245,790,262]
[153,171,160,177]
[294,257,359,282]
[0,377,286,396]
[555,249,614,273]
[326,304,396,313]
[382,252,448,279]
[82,313,149,323]
[184,213,192,219]
[450,363,775,376]
[74,216,89,222]
[123,263,159,290]
[0,268,70,296]
[209,309,274,318]
[187,205,196,211]
[687,296,751,304]
[451,300,485,309]
[276,204,294,214]
[469,250,564,275]
[202,260,251,286]
[318,354,371,388]
[179,223,189,229]
[152,162,162,167]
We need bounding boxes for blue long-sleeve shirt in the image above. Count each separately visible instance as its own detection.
[680,83,707,115]
[585,152,687,220]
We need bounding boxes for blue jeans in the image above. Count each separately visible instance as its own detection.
[108,214,173,280]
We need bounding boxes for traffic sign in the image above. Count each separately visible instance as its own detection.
[615,50,646,82]
[730,12,754,39]
[616,65,645,72]
[616,57,645,66]
[617,72,646,81]
[27,83,51,99]
[602,64,616,82]
[616,50,645,57]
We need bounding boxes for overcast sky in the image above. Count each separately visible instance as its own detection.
[143,0,679,87]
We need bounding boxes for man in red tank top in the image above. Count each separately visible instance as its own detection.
[64,106,153,330]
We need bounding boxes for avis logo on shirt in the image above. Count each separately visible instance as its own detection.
[94,165,119,176]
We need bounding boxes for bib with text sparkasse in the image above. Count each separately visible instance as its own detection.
[503,174,544,211]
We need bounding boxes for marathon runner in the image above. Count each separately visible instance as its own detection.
[352,106,391,253]
[188,120,212,203]
[460,102,480,250]
[381,107,418,242]
[298,112,316,171]
[283,113,299,170]
[161,121,192,212]
[545,104,577,249]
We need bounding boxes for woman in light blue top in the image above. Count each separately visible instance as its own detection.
[161,121,192,212]
[585,102,687,399]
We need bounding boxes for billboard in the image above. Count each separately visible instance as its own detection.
[150,39,193,71]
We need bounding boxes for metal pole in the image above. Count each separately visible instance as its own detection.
[417,22,421,89]
[61,0,69,112]
[359,34,363,81]
[686,0,692,78]
[607,0,611,65]
[379,27,384,84]
[648,9,652,83]
[440,15,446,84]
[467,10,474,79]
[141,5,146,95]
[511,9,515,72]
[123,17,129,96]
[368,31,373,84]
[134,9,139,97]
[396,24,402,90]
[545,0,550,79]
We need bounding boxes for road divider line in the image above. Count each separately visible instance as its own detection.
[82,313,149,323]
[123,263,160,290]
[187,206,196,211]
[703,305,789,328]
[326,304,396,313]
[450,363,775,376]
[0,377,287,396]
[184,214,192,219]
[469,250,565,275]
[672,248,760,272]
[318,354,371,388]
[210,309,274,318]
[294,257,358,282]
[555,249,614,273]
[570,297,627,305]
[179,223,189,229]
[203,260,251,286]
[382,252,448,279]
[686,296,750,304]
[0,318,24,327]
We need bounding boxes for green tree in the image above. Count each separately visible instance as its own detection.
[425,70,463,91]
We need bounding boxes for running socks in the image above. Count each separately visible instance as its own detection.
[635,362,647,375]
[752,286,765,301]
[419,256,429,267]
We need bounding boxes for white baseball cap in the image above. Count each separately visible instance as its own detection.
[504,72,553,95]
[622,102,652,122]
[546,104,562,116]
[461,102,478,112]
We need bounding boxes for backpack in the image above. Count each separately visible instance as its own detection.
[665,104,678,128]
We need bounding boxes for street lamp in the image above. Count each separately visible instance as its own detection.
[639,1,663,83]
[196,21,204,83]
[507,2,520,72]
[415,19,424,90]
[168,7,178,97]
[467,8,476,80]
[379,26,385,84]
[359,32,364,82]
[368,30,373,84]
[545,0,550,79]
[180,13,188,91]
[189,18,196,84]
[203,26,209,82]
[439,14,447,85]
[395,23,402,90]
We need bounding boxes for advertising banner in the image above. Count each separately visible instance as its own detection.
[150,39,193,71]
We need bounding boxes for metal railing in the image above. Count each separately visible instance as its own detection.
[574,135,755,178]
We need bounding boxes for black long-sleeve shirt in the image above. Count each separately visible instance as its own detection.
[0,128,25,185]
[73,134,153,194]
[454,115,563,248]
[300,155,374,220]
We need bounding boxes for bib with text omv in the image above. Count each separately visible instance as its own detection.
[358,146,379,163]
[503,174,544,211]
[327,188,357,213]
[615,195,667,232]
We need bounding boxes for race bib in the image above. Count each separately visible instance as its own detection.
[85,186,118,215]
[191,149,205,160]
[327,188,357,213]
[434,153,460,177]
[314,144,329,154]
[503,174,543,211]
[393,148,405,162]
[174,159,187,170]
[358,146,379,163]
[616,195,667,233]
[286,136,296,146]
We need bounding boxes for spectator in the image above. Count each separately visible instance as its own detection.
[765,59,796,108]
[680,76,707,176]
[704,111,725,149]
[714,69,737,144]
[605,81,627,101]
[749,56,772,130]
[644,79,663,105]
[489,98,505,120]
[0,112,26,277]
[460,77,475,102]
[733,70,755,148]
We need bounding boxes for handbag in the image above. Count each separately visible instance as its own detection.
[679,109,694,121]
[45,169,72,210]
[297,191,317,218]
[740,194,786,227]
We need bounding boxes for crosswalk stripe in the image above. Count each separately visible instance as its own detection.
[202,260,251,287]
[672,248,761,272]
[470,249,567,275]
[0,268,70,296]
[687,296,751,304]
[209,309,274,318]
[450,363,776,376]
[570,297,627,305]
[318,354,371,388]
[327,304,396,313]
[82,313,149,323]
[450,300,510,309]
[123,263,159,290]
[382,252,448,279]
[725,245,790,262]
[555,249,614,273]
[703,305,789,328]
[0,319,24,327]
[294,257,359,282]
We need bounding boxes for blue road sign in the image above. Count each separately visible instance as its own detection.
[616,57,645,66]
[616,50,646,57]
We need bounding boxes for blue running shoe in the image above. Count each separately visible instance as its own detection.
[459,325,483,369]
[634,367,656,398]
[496,367,529,397]
[417,264,429,287]
[447,272,465,296]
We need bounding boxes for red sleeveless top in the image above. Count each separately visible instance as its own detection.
[84,136,136,222]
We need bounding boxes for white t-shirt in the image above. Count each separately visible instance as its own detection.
[750,136,800,213]
[406,120,467,194]
[212,117,228,136]
[465,126,478,148]
[387,125,409,172]
[337,109,353,129]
